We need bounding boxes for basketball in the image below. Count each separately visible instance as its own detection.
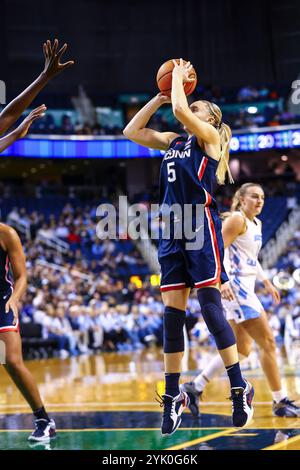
[156,59,197,97]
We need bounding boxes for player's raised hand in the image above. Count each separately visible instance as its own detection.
[156,92,172,105]
[15,105,47,139]
[42,39,74,79]
[172,58,196,83]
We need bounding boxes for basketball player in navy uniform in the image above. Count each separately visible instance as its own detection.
[0,39,74,153]
[0,223,56,441]
[124,59,254,435]
[0,39,73,441]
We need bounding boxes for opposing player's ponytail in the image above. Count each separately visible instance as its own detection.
[231,188,242,211]
[202,101,234,185]
[231,183,263,211]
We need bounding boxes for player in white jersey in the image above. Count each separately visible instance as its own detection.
[182,183,300,418]
[222,208,266,323]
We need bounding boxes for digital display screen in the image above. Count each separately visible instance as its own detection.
[1,138,161,158]
[1,128,300,158]
[230,129,300,153]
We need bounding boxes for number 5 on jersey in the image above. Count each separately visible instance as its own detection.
[167,161,176,182]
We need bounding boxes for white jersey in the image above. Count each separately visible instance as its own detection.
[223,211,264,323]
[224,211,263,280]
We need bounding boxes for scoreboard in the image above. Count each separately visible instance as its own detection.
[230,127,300,153]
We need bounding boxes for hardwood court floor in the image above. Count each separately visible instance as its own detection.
[0,349,299,450]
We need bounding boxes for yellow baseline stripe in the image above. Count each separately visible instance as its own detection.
[165,428,236,450]
[263,434,300,451]
[233,433,258,437]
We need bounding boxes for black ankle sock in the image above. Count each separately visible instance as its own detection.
[33,406,50,422]
[165,373,180,397]
[225,362,246,389]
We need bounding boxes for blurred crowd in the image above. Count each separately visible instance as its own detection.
[29,113,123,136]
[8,203,148,275]
[5,196,298,365]
[25,83,300,136]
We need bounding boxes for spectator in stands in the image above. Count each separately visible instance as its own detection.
[55,220,70,239]
[237,85,259,102]
[258,85,270,100]
[67,226,81,247]
[37,223,55,239]
[61,114,74,134]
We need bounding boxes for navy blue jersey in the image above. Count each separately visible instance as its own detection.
[0,246,17,332]
[0,246,13,296]
[157,134,228,290]
[159,134,219,211]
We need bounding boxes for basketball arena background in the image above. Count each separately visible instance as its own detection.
[0,0,300,457]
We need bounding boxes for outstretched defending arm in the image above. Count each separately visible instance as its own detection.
[0,105,46,154]
[0,39,74,135]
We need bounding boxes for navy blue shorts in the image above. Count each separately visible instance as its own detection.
[0,291,19,333]
[158,207,228,292]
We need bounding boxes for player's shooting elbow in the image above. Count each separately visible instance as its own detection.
[123,125,130,138]
[123,124,136,140]
[123,124,146,144]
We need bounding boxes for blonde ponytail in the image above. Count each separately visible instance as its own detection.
[231,188,242,211]
[217,122,234,185]
[202,100,234,185]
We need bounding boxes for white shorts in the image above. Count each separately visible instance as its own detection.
[222,275,264,324]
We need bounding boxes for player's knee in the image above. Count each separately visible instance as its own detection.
[238,346,251,358]
[197,288,226,335]
[5,352,23,370]
[237,337,252,357]
[197,288,236,350]
[163,306,186,353]
[261,334,276,353]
